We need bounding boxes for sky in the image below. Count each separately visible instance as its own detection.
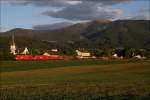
[0,0,150,32]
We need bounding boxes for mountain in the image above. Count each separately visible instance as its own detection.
[89,20,150,48]
[0,28,38,38]
[0,20,111,42]
[32,22,73,30]
[0,20,150,49]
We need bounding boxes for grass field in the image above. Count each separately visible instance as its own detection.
[0,60,150,100]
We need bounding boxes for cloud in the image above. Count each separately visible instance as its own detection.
[4,0,129,21]
[32,22,73,30]
[42,2,123,21]
[83,0,131,5]
[5,0,82,7]
[5,0,131,6]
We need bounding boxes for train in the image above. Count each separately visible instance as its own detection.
[15,55,64,60]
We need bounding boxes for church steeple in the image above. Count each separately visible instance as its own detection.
[10,33,17,55]
[12,33,15,45]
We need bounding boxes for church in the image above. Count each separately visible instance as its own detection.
[10,34,29,55]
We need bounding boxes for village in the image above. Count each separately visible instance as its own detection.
[9,34,147,60]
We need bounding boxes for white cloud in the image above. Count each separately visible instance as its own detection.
[66,1,82,5]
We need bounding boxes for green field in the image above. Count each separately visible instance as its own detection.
[0,60,150,100]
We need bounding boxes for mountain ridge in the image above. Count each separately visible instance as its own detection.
[0,20,150,49]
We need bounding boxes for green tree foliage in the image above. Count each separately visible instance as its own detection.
[0,49,15,60]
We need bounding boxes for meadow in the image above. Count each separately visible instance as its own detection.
[0,60,150,100]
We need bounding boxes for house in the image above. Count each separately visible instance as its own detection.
[112,53,123,59]
[21,47,29,55]
[113,53,118,58]
[51,49,58,52]
[76,50,91,59]
[134,55,146,59]
[43,52,51,56]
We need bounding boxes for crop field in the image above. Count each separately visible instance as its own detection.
[0,60,150,100]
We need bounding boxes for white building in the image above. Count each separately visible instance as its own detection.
[10,34,30,55]
[113,53,118,57]
[43,52,51,56]
[134,55,146,59]
[10,34,17,55]
[51,49,58,52]
[76,50,91,58]
[21,47,29,55]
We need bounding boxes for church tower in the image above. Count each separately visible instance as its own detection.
[10,33,17,55]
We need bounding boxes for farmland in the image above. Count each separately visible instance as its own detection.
[0,60,150,100]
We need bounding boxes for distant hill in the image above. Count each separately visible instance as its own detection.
[89,20,150,48]
[32,22,73,30]
[0,19,110,41]
[0,20,150,49]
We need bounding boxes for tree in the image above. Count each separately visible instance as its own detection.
[0,49,15,60]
